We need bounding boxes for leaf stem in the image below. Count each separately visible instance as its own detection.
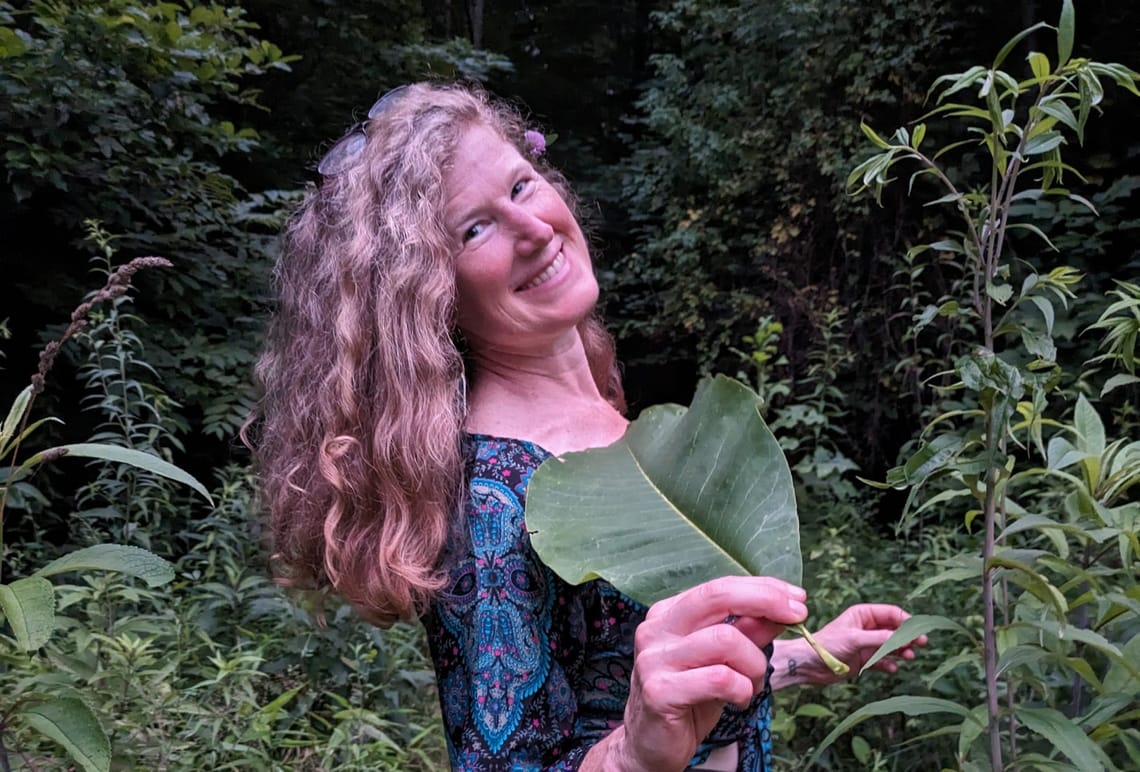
[791,623,849,676]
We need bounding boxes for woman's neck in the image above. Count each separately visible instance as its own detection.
[463,335,627,455]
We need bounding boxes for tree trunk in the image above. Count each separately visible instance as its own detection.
[466,0,485,48]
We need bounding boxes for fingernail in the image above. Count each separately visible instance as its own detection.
[790,585,807,600]
[788,599,808,616]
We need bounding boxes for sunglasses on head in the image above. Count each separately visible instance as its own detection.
[317,85,410,177]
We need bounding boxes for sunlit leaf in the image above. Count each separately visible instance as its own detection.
[859,121,891,150]
[994,22,1052,71]
[987,282,1014,305]
[1027,51,1051,83]
[1038,97,1079,133]
[911,123,926,149]
[1102,373,1140,396]
[1024,130,1065,156]
[2,384,33,449]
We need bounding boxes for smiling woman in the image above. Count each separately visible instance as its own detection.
[445,124,600,355]
[248,81,924,772]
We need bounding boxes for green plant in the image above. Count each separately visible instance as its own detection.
[1,257,212,772]
[814,3,1140,768]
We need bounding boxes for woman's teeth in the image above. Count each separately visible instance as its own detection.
[521,251,565,290]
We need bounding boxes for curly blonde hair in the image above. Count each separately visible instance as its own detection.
[250,82,624,626]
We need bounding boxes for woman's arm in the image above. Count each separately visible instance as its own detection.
[770,603,927,691]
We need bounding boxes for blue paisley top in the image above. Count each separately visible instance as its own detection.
[422,435,773,771]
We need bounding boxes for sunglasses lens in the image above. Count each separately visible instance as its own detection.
[367,84,410,120]
[317,131,367,177]
[319,85,409,177]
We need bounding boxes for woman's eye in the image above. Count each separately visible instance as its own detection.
[462,223,484,243]
[511,179,528,198]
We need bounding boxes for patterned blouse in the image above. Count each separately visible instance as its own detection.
[422,435,773,771]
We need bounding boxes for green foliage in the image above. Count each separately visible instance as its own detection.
[612,0,971,365]
[0,0,294,446]
[2,272,445,770]
[820,4,1140,768]
[0,262,200,772]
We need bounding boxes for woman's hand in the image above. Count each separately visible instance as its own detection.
[770,603,927,689]
[595,576,809,772]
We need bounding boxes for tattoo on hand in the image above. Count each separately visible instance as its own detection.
[788,658,798,677]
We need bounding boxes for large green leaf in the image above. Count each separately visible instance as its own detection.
[20,698,111,772]
[0,576,55,650]
[30,443,213,504]
[34,544,175,588]
[807,696,979,767]
[1017,706,1112,771]
[526,375,799,606]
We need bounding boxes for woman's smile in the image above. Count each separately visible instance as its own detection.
[517,248,567,291]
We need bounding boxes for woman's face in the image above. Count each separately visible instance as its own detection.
[443,124,598,355]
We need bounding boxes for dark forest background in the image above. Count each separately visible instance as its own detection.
[2,1,1137,769]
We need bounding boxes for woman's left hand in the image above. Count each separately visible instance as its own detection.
[770,603,927,689]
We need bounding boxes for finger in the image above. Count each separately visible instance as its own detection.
[650,623,771,685]
[724,614,788,651]
[847,603,913,630]
[649,576,807,635]
[636,664,760,713]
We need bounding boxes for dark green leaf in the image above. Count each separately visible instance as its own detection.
[993,23,1052,71]
[527,376,800,605]
[1057,0,1075,66]
[1017,706,1110,771]
[1024,131,1065,156]
[35,544,175,588]
[859,615,968,675]
[808,696,976,766]
[0,577,55,650]
[32,443,213,504]
[20,698,110,772]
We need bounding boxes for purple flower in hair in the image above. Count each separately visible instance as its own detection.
[525,130,547,157]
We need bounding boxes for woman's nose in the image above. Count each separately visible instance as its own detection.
[507,205,554,255]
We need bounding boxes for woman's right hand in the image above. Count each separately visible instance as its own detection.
[608,576,809,772]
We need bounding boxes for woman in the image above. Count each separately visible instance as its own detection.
[252,82,923,771]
